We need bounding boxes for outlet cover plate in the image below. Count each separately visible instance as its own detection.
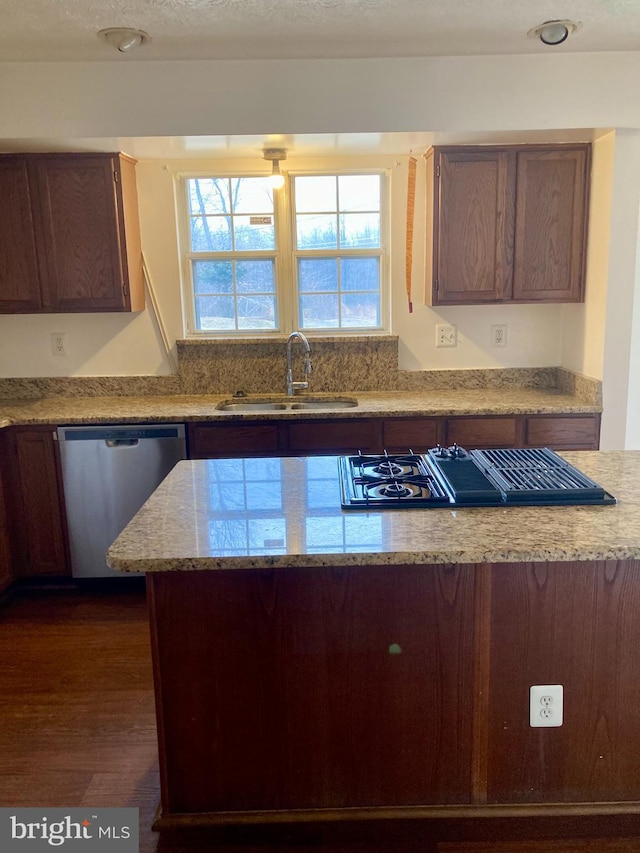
[530,684,563,727]
[436,324,457,348]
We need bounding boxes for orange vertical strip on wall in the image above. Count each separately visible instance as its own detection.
[405,155,417,313]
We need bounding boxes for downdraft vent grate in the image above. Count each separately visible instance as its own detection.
[470,447,605,502]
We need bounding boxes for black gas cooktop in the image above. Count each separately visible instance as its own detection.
[338,446,616,510]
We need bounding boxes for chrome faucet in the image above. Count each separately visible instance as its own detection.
[286,331,313,396]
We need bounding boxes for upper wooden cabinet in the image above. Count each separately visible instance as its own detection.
[425,144,590,305]
[0,153,144,314]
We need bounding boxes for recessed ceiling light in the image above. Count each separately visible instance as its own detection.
[98,28,150,53]
[527,19,581,46]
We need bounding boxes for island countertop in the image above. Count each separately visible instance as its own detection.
[107,450,639,572]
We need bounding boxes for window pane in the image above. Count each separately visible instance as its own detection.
[188,178,230,215]
[193,260,233,294]
[341,291,380,328]
[190,216,232,252]
[237,295,277,330]
[233,215,275,251]
[299,293,339,329]
[195,295,235,330]
[296,214,337,249]
[298,258,338,292]
[236,260,275,293]
[294,176,337,213]
[340,257,380,291]
[232,177,275,214]
[340,213,380,248]
[338,175,380,212]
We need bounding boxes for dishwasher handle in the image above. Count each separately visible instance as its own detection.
[105,438,139,448]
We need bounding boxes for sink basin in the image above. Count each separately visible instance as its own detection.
[290,399,359,410]
[216,396,358,412]
[216,402,288,412]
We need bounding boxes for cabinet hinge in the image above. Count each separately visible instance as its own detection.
[436,164,441,178]
[435,279,439,292]
[122,280,128,295]
[113,170,119,183]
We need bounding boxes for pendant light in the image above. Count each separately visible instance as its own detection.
[263,149,287,189]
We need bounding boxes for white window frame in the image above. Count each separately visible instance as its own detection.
[176,167,391,337]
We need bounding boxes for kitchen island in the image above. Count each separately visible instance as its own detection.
[107,451,640,843]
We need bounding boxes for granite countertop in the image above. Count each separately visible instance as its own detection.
[0,387,600,427]
[107,451,635,573]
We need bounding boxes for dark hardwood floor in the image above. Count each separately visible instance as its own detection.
[0,584,639,853]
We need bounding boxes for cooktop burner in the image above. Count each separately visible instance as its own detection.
[338,447,616,510]
[339,453,451,507]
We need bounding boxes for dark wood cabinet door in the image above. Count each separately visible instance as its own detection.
[4,428,68,577]
[446,416,518,449]
[383,417,442,451]
[487,561,640,804]
[525,414,600,449]
[286,418,381,454]
[33,155,129,312]
[0,157,43,312]
[430,148,514,304]
[188,422,281,458]
[0,464,13,592]
[513,147,589,303]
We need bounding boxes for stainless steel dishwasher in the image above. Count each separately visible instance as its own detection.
[56,424,186,578]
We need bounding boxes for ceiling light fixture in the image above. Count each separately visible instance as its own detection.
[263,148,287,189]
[98,28,150,53]
[527,19,581,46]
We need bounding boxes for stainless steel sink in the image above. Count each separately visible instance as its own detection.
[290,399,358,410]
[216,402,288,412]
[216,397,358,412]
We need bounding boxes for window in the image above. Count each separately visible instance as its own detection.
[180,170,388,335]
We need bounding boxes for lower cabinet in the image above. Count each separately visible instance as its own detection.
[188,413,600,459]
[188,418,383,458]
[2,426,69,578]
[0,462,12,592]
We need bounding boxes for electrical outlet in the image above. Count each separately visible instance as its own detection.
[51,333,67,357]
[491,324,507,347]
[436,324,457,348]
[530,684,563,727]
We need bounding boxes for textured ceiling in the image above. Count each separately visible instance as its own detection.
[1,0,639,61]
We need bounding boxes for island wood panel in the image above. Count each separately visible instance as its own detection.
[3,426,68,577]
[383,417,443,451]
[486,560,640,804]
[524,415,600,450]
[187,422,281,458]
[440,840,640,852]
[286,418,381,453]
[147,564,477,817]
